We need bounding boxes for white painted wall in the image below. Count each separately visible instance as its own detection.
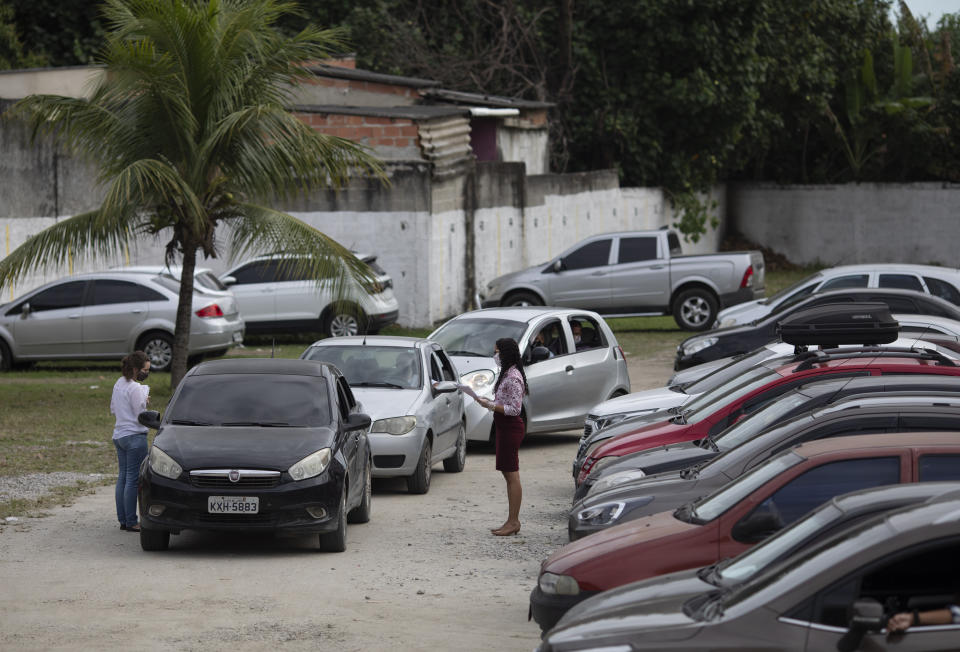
[497,128,549,175]
[732,183,960,267]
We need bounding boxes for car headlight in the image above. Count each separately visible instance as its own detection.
[683,337,718,356]
[148,446,183,480]
[288,448,332,481]
[539,572,580,596]
[370,416,417,435]
[461,369,496,399]
[591,469,647,493]
[576,501,626,526]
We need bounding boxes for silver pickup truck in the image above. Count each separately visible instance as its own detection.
[480,229,765,330]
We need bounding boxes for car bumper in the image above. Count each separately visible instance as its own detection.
[480,299,500,308]
[187,317,245,353]
[138,467,345,535]
[529,587,597,634]
[719,286,762,308]
[368,429,424,477]
[674,351,712,371]
[367,309,399,331]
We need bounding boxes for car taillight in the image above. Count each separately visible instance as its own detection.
[195,304,224,318]
[613,345,625,360]
[740,265,754,288]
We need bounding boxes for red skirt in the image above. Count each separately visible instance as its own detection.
[494,413,525,472]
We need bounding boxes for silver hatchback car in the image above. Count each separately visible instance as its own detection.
[0,271,244,371]
[429,308,631,442]
[301,336,465,494]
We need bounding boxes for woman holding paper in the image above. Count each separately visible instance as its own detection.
[477,337,528,536]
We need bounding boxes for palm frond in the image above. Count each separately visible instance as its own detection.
[100,159,207,236]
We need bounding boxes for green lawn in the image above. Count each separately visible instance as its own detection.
[0,272,807,516]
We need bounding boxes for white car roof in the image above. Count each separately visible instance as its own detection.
[449,306,607,324]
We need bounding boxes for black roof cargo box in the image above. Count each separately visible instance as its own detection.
[777,302,899,346]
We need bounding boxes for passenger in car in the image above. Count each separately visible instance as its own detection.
[888,598,960,632]
[571,320,597,351]
[532,328,556,358]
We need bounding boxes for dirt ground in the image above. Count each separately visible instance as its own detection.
[0,353,674,652]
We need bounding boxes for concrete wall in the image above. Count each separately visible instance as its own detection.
[731,183,960,267]
[497,127,549,175]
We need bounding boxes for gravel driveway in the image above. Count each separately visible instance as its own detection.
[0,354,673,651]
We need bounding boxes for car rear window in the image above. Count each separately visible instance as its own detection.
[167,374,331,427]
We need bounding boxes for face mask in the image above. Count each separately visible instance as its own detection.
[493,353,501,368]
[574,335,581,344]
[137,370,150,381]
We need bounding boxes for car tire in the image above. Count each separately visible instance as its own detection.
[406,437,432,494]
[0,339,12,371]
[137,331,175,372]
[318,488,347,552]
[206,348,229,359]
[139,527,170,551]
[323,305,368,338]
[347,458,372,524]
[443,422,467,473]
[503,291,543,307]
[673,288,718,332]
[608,389,628,400]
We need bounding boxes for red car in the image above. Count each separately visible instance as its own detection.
[533,432,960,633]
[576,348,960,484]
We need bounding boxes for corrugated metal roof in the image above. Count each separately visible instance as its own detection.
[418,116,474,179]
[422,88,554,109]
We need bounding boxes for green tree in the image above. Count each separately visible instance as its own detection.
[0,0,383,388]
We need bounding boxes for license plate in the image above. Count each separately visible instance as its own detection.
[232,331,244,344]
[208,496,259,514]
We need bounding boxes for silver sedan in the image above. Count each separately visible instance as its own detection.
[300,336,465,494]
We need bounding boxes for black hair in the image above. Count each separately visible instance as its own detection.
[121,351,149,381]
[493,337,529,395]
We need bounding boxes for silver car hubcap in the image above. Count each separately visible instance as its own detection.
[681,297,710,326]
[330,314,359,337]
[144,338,172,369]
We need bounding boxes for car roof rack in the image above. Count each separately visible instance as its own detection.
[778,303,899,349]
[791,347,958,372]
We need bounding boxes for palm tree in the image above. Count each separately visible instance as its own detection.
[0,0,384,388]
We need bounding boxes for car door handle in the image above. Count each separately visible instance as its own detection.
[650,265,665,270]
[565,365,574,373]
[130,309,144,314]
[590,271,607,276]
[68,314,81,319]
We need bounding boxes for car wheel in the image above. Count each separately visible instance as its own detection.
[406,437,432,494]
[443,422,467,473]
[0,339,12,372]
[139,527,170,551]
[137,332,174,371]
[503,291,542,307]
[673,288,718,332]
[324,306,367,338]
[347,458,372,524]
[318,488,347,552]
[608,389,628,400]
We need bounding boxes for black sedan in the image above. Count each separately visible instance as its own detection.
[675,287,960,370]
[568,397,960,540]
[137,358,372,552]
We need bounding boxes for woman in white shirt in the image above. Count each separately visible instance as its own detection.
[110,351,151,532]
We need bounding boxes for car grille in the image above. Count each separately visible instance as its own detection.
[189,470,281,489]
[582,423,593,439]
[373,455,406,468]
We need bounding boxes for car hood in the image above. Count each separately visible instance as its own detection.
[590,386,690,418]
[348,388,423,421]
[679,323,754,350]
[489,264,544,289]
[716,299,768,326]
[448,355,498,376]
[598,442,715,479]
[590,420,695,460]
[154,425,337,471]
[559,569,710,631]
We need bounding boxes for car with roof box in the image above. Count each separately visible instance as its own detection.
[136,358,372,553]
[537,489,960,651]
[715,262,960,328]
[551,482,960,643]
[428,307,630,442]
[571,392,960,537]
[676,287,960,370]
[532,432,960,633]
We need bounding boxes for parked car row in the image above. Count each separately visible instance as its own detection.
[0,251,400,372]
[530,289,960,648]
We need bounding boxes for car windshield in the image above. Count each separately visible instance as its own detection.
[716,505,841,585]
[713,392,813,451]
[762,272,823,306]
[690,452,802,522]
[682,365,779,425]
[684,348,782,395]
[166,374,331,427]
[303,345,422,390]
[430,318,527,357]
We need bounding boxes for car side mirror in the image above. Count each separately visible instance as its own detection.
[346,412,372,431]
[552,259,564,273]
[837,598,885,652]
[433,380,458,394]
[220,275,237,287]
[530,346,551,363]
[20,302,31,317]
[731,503,784,543]
[138,410,162,430]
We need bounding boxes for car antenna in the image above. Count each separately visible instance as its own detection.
[271,338,275,358]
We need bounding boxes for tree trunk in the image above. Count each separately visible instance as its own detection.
[170,244,198,390]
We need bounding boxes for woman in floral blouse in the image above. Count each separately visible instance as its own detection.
[478,337,528,536]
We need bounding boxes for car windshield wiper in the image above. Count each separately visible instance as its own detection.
[697,562,723,587]
[352,381,405,389]
[680,462,705,479]
[446,350,486,357]
[674,502,707,525]
[221,421,291,427]
[670,411,688,424]
[169,419,212,426]
[700,437,719,452]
